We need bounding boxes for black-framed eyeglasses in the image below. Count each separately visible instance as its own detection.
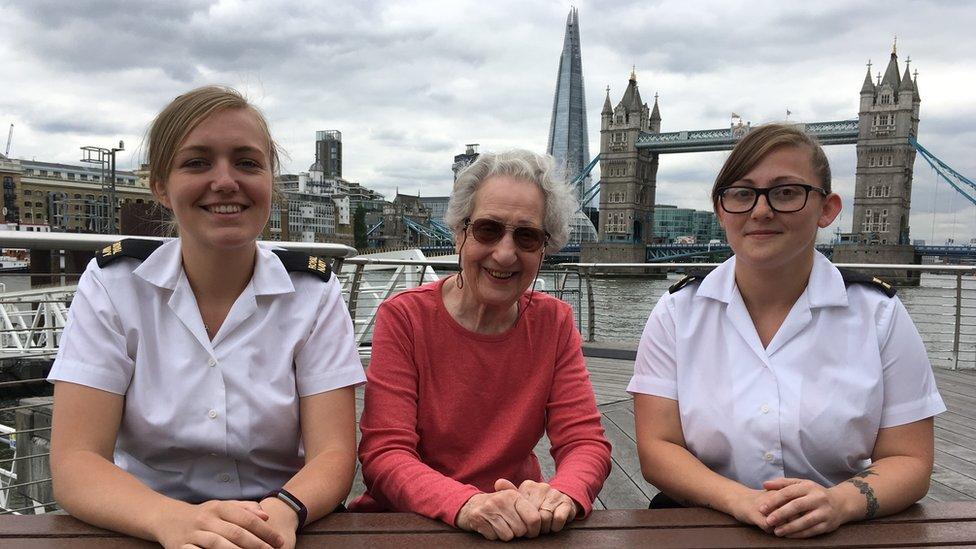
[716,183,828,214]
[463,217,550,252]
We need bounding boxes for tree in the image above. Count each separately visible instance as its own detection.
[353,204,368,250]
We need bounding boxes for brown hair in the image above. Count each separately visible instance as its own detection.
[711,123,831,212]
[146,85,280,191]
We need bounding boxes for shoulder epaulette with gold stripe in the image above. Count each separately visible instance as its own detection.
[668,268,714,294]
[96,239,164,268]
[272,249,333,282]
[837,267,896,297]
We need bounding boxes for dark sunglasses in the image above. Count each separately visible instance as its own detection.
[463,217,550,252]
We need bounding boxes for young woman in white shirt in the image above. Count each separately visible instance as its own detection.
[630,123,945,538]
[48,86,365,549]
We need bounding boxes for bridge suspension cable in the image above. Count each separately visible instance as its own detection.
[366,219,384,237]
[911,137,976,207]
[428,218,453,239]
[574,154,601,210]
[572,155,600,188]
[579,180,601,210]
[401,216,452,243]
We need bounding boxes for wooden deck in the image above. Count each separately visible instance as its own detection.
[350,353,976,509]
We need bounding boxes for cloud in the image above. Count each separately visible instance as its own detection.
[1,0,974,242]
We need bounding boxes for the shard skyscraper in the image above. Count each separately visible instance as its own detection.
[547,7,597,245]
[547,7,591,200]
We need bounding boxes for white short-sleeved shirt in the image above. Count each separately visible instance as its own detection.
[48,239,366,503]
[628,251,946,489]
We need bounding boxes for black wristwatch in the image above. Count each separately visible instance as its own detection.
[264,488,308,532]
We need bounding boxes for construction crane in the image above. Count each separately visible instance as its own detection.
[4,124,11,157]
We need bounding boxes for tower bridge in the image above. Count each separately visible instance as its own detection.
[636,119,860,154]
[582,42,925,267]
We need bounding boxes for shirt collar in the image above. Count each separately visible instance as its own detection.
[695,250,848,308]
[696,255,737,303]
[806,250,848,308]
[251,243,295,296]
[133,238,182,290]
[133,239,295,296]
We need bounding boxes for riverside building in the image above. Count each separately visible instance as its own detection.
[652,205,725,244]
[2,158,149,233]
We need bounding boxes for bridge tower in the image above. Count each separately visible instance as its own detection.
[834,41,921,275]
[582,71,659,262]
[851,44,921,245]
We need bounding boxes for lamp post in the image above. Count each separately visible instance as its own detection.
[80,140,124,234]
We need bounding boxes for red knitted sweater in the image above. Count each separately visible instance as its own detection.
[349,278,612,526]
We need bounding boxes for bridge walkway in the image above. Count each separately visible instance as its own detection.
[349,348,976,509]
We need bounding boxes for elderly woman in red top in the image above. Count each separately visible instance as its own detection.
[349,150,611,541]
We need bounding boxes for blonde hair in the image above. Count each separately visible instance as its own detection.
[711,123,831,212]
[147,85,280,190]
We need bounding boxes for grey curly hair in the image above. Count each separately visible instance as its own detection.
[444,150,578,250]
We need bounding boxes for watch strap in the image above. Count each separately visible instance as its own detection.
[265,488,308,532]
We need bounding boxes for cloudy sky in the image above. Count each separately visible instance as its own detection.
[2,0,974,243]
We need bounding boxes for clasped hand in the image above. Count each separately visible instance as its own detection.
[732,478,847,538]
[156,499,290,549]
[456,479,578,541]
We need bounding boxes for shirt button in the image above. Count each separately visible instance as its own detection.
[760,404,770,414]
[764,452,774,462]
[219,473,231,482]
[208,409,217,419]
[207,358,217,367]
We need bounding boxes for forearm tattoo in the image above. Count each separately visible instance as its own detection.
[851,469,878,480]
[846,469,880,519]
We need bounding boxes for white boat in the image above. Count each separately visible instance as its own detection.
[0,256,27,272]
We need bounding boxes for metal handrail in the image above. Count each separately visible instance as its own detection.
[0,501,56,515]
[0,453,49,466]
[2,257,975,359]
[0,379,50,389]
[0,231,358,258]
[345,257,457,267]
[0,402,55,414]
[0,479,51,492]
[557,262,976,369]
[557,261,976,273]
[0,351,58,361]
[2,427,51,436]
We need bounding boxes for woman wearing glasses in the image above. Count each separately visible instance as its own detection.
[630,123,944,538]
[349,150,611,541]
